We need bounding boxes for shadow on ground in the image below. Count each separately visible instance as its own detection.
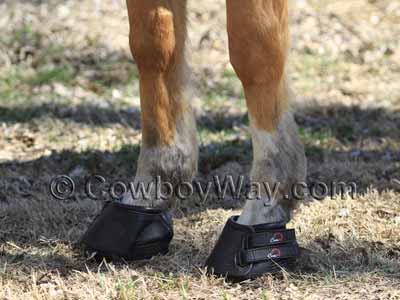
[0,105,142,129]
[1,103,400,282]
[1,102,399,188]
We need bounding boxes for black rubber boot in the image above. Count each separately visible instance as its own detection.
[205,216,300,281]
[80,201,173,261]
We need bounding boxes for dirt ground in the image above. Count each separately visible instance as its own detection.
[0,0,400,299]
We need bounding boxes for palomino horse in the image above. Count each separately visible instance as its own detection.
[81,0,307,280]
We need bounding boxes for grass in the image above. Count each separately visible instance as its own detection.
[0,0,400,299]
[25,66,75,86]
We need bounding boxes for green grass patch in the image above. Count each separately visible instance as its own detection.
[25,66,75,86]
[204,69,245,110]
[299,127,335,159]
[115,280,137,300]
[291,53,350,93]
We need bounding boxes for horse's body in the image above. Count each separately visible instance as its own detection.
[123,0,307,226]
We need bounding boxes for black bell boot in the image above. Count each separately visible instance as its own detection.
[80,201,173,261]
[205,216,300,281]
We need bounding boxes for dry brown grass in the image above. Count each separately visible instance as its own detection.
[1,192,399,299]
[0,0,400,299]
